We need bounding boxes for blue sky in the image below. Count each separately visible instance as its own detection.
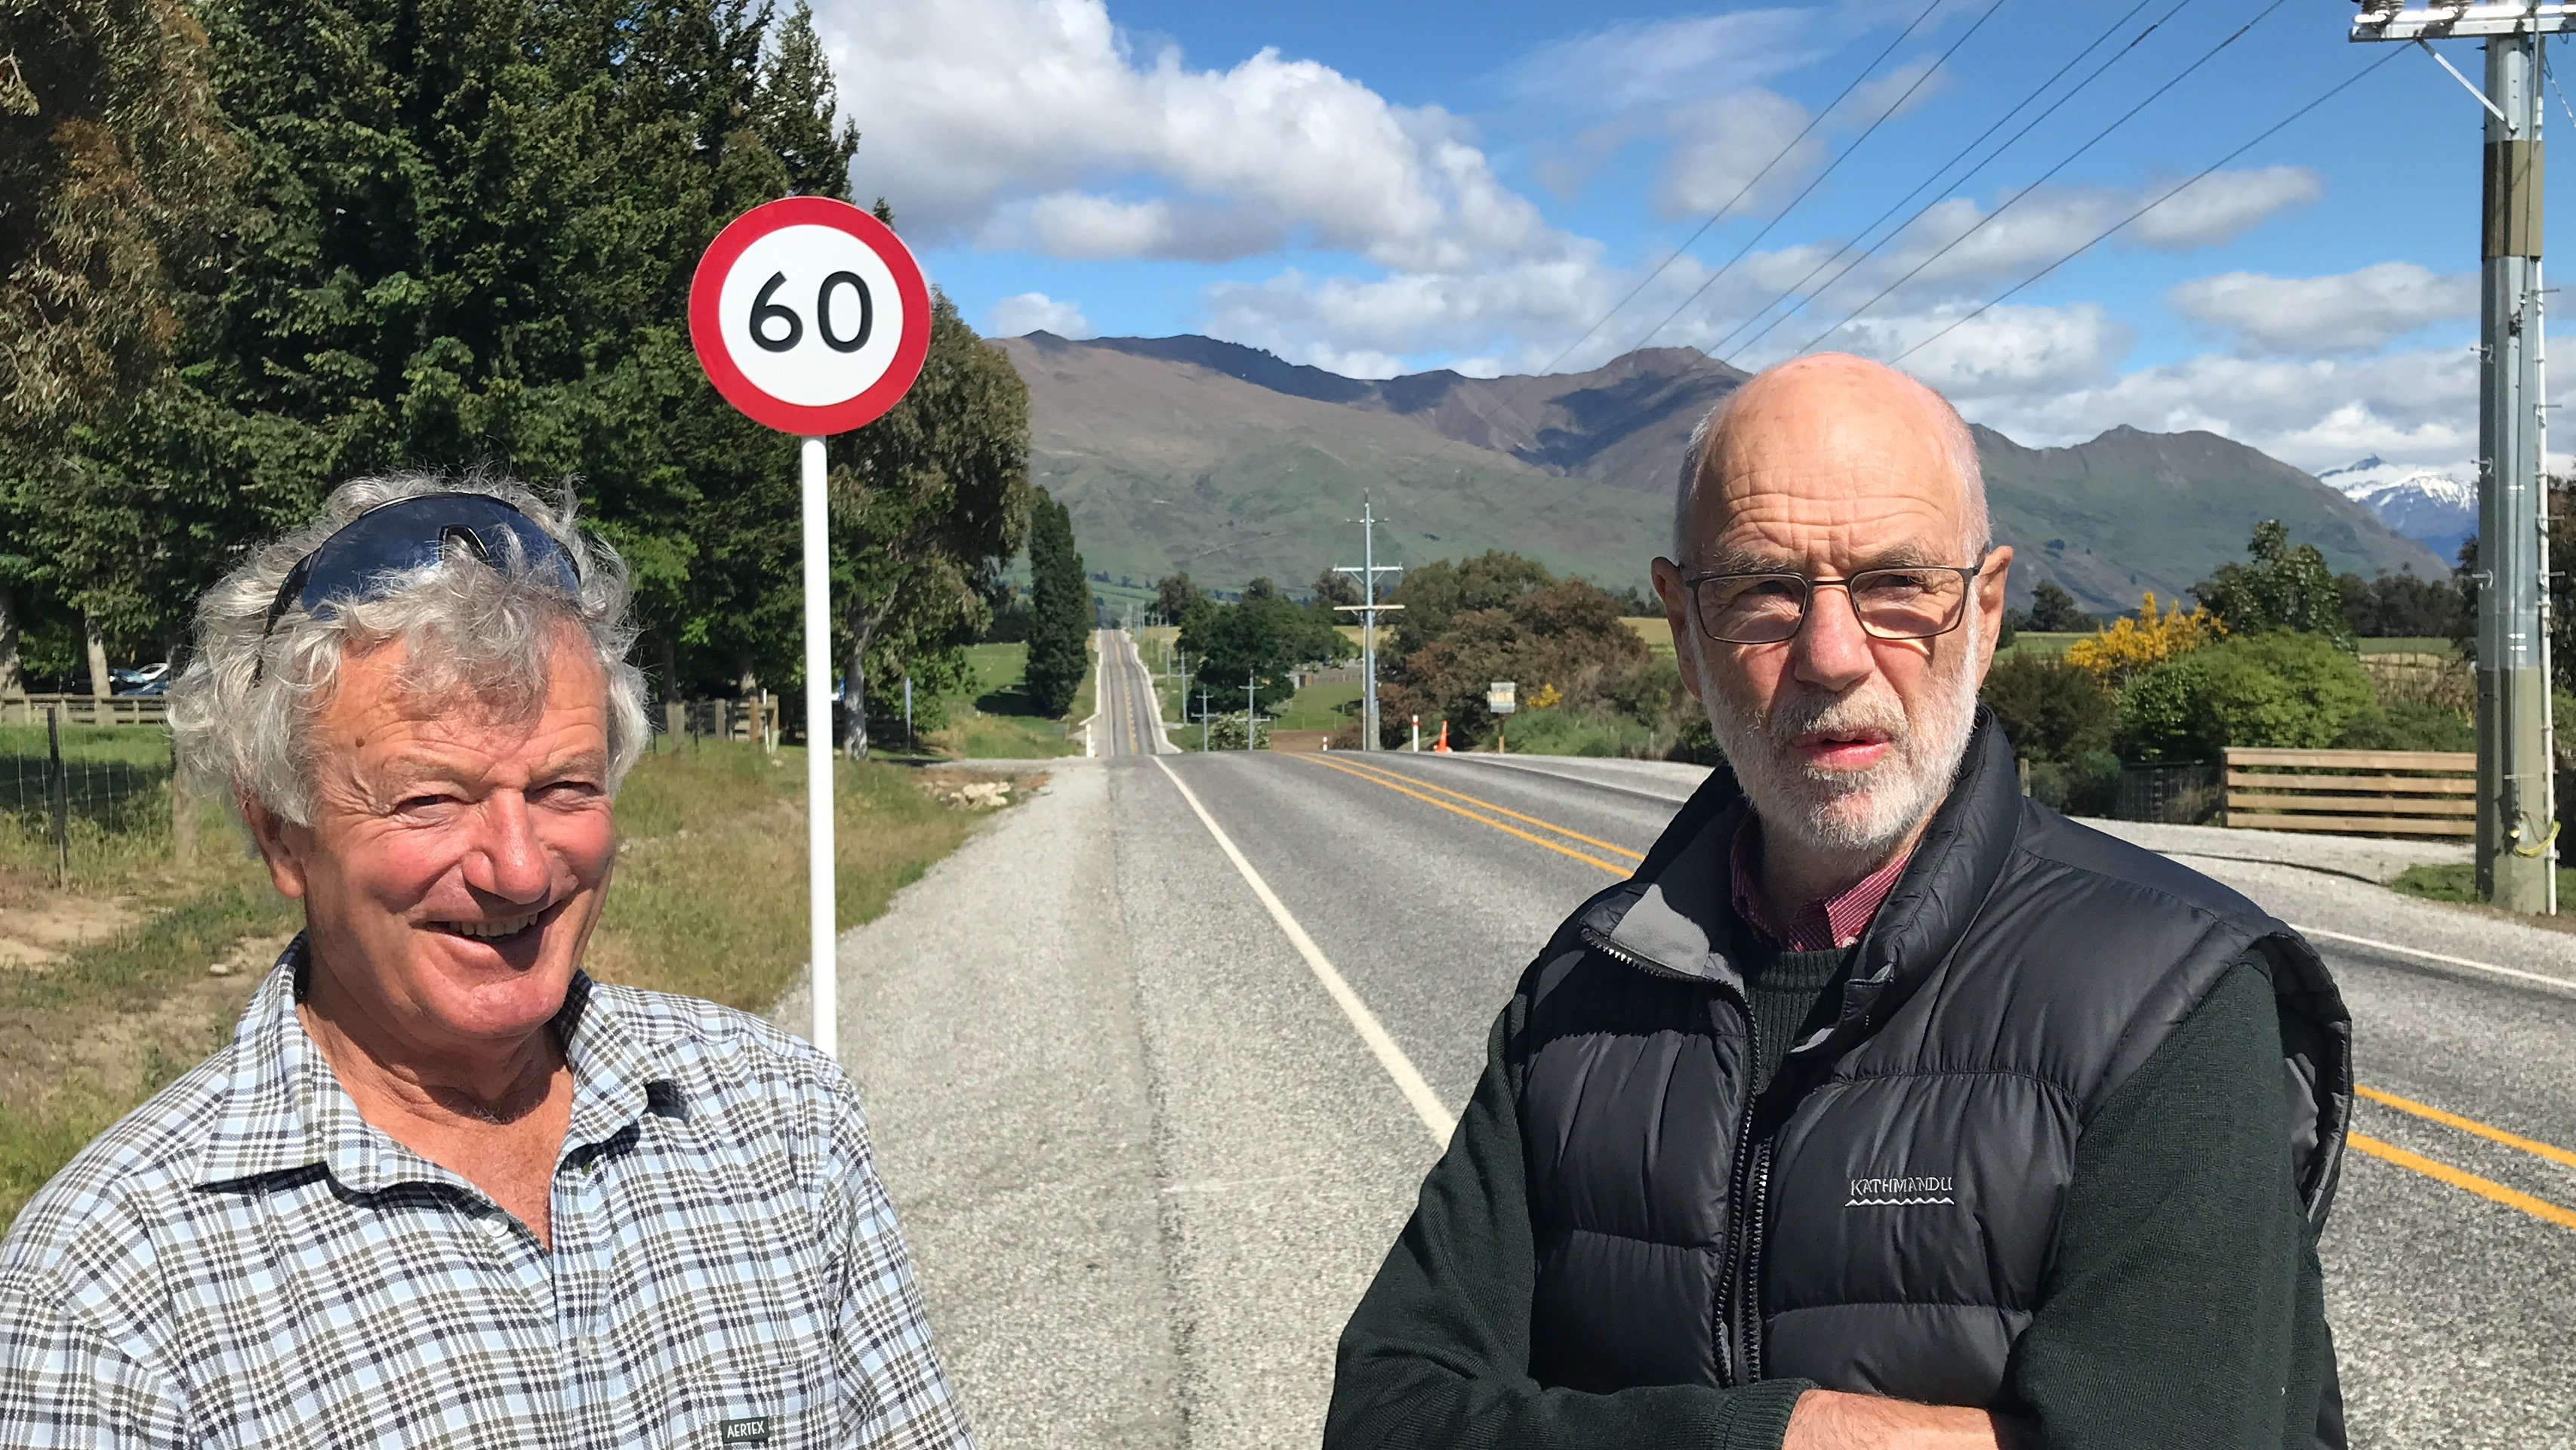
[816,0,2565,474]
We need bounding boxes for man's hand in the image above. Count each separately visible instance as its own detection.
[1783,1389,2032,1450]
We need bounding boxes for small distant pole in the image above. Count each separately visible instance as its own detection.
[1335,495,1405,751]
[903,675,914,751]
[1410,714,1421,752]
[46,705,68,886]
[1197,686,1213,751]
[170,747,195,865]
[1243,671,1258,751]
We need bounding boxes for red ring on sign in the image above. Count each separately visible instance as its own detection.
[689,196,933,436]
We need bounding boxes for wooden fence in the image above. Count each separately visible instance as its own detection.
[661,696,791,747]
[2,694,169,728]
[2223,747,2476,837]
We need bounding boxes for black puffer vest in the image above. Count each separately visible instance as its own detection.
[1514,712,2350,1424]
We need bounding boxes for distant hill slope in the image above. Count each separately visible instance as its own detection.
[994,334,2448,611]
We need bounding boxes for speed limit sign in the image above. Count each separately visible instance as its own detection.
[687,196,933,1064]
[689,196,931,435]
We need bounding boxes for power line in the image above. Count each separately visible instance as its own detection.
[1890,45,2405,367]
[1794,0,2291,356]
[1536,0,1953,376]
[1706,0,2171,363]
[1626,0,2014,355]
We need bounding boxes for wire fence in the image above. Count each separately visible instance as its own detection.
[2113,761,2223,825]
[2,753,174,837]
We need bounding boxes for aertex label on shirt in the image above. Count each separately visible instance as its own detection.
[719,1417,772,1444]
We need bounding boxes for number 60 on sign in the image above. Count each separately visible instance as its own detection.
[689,196,930,437]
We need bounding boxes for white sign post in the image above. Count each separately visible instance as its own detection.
[690,198,930,1060]
[1487,681,1516,756]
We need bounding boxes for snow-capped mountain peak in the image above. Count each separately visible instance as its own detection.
[2317,458,2476,563]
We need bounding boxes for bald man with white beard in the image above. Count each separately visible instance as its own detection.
[1325,355,2350,1450]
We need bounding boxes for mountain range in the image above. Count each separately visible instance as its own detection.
[994,334,2449,613]
[2315,457,2477,564]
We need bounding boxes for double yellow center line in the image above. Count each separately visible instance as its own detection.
[1291,753,1644,875]
[1286,751,2576,1236]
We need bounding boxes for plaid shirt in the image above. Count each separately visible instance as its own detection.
[0,939,971,1450]
[1728,818,1912,950]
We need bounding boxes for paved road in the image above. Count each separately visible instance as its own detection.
[1090,629,1170,758]
[807,750,2576,1448]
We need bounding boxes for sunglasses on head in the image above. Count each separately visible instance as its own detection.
[253,494,581,673]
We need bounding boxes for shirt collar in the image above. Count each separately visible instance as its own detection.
[1729,818,1911,952]
[195,934,680,1191]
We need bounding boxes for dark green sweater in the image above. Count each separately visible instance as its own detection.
[1324,961,2333,1450]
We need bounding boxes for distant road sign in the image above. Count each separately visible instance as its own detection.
[1487,681,1517,715]
[688,196,930,435]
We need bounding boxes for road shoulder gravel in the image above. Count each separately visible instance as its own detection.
[772,759,1187,1449]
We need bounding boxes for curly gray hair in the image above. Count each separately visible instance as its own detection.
[169,473,649,826]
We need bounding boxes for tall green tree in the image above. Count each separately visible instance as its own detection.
[2193,520,2353,649]
[1390,551,1554,656]
[1179,584,1352,716]
[0,0,240,689]
[832,295,1032,756]
[1023,490,1089,717]
[1152,569,1205,628]
[2024,580,2090,633]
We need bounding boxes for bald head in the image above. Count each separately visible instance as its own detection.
[1674,353,1986,563]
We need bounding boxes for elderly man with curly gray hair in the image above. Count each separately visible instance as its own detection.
[0,477,973,1450]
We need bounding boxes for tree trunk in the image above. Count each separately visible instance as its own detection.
[660,634,681,751]
[842,633,867,760]
[0,584,20,696]
[84,616,110,699]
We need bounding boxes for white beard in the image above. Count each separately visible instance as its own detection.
[1694,613,1982,862]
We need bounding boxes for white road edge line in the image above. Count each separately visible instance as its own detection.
[2291,923,2576,995]
[1151,755,1457,1145]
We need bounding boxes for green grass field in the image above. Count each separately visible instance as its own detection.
[914,642,1089,760]
[1271,681,1361,731]
[0,723,174,767]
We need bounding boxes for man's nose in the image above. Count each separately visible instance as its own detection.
[464,793,553,904]
[1791,583,1878,690]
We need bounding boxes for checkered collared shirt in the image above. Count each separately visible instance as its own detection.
[0,939,972,1450]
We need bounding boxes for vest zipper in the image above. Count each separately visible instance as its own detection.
[1579,925,1763,1387]
[1736,1137,1774,1382]
[1716,1018,1760,1387]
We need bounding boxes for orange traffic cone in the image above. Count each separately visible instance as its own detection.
[1432,720,1452,753]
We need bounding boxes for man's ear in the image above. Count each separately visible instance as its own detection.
[1651,557,1707,705]
[1973,545,2014,685]
[240,794,312,900]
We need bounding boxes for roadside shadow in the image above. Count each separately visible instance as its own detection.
[975,683,1051,719]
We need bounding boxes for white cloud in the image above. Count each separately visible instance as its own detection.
[1863,168,2324,298]
[1496,10,1820,113]
[1950,344,2494,474]
[2168,262,2476,356]
[1654,90,1826,223]
[984,292,1095,338]
[820,0,1557,270]
[1829,303,2131,399]
[2126,167,2325,249]
[1846,54,1950,125]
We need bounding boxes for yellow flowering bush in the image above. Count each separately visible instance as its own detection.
[1527,682,1564,711]
[2063,593,2224,687]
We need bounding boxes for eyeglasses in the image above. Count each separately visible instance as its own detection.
[1680,556,1992,646]
[254,493,581,669]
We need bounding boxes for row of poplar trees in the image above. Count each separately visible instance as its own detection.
[1,0,1054,754]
